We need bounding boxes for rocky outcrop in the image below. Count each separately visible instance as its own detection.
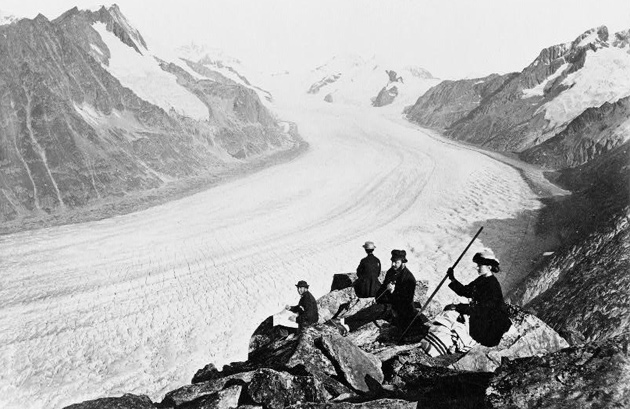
[320,334,384,392]
[507,141,630,345]
[63,271,630,409]
[405,73,513,130]
[486,332,630,409]
[288,399,417,408]
[372,70,402,107]
[449,305,569,372]
[247,368,330,409]
[372,84,398,107]
[520,96,630,168]
[308,73,342,94]
[63,393,154,409]
[406,26,630,168]
[0,6,295,225]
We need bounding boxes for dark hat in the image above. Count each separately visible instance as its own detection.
[472,248,499,265]
[295,280,309,288]
[390,249,407,263]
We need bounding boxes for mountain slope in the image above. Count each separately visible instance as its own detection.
[306,54,439,109]
[506,140,630,343]
[407,26,630,168]
[0,6,294,224]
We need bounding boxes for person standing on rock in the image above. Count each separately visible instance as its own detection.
[375,249,417,328]
[445,248,512,347]
[354,241,382,298]
[285,280,319,331]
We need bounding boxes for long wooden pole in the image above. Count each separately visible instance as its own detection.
[397,226,484,343]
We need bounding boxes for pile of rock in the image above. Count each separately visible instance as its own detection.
[64,274,629,408]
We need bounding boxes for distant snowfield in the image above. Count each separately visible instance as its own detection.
[0,82,552,409]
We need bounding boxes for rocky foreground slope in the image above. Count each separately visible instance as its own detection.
[0,5,296,225]
[62,274,629,408]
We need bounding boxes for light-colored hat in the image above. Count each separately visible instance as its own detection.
[362,241,375,250]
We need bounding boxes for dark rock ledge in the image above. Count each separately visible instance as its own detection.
[64,274,629,409]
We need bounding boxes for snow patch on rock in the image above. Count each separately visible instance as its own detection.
[540,46,630,130]
[522,63,569,98]
[92,22,209,120]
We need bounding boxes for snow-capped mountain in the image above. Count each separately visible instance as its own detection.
[306,54,439,109]
[407,26,630,168]
[0,5,295,224]
[0,9,19,25]
[175,42,274,103]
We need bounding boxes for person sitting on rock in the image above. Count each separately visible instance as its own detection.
[375,249,417,328]
[445,248,512,347]
[354,241,382,298]
[285,280,319,331]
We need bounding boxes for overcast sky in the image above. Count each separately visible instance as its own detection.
[3,0,630,79]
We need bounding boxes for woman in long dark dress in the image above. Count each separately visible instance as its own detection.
[445,248,511,347]
[354,241,381,298]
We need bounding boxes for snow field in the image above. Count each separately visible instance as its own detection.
[541,45,630,130]
[92,23,209,120]
[0,87,543,409]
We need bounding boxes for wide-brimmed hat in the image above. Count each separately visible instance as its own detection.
[390,249,407,263]
[473,248,499,265]
[362,241,375,250]
[295,280,309,288]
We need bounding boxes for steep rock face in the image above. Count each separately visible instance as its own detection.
[0,6,293,223]
[405,73,513,130]
[406,26,630,167]
[514,211,629,345]
[507,141,630,344]
[486,333,630,409]
[520,96,630,168]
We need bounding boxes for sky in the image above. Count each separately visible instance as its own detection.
[2,0,630,78]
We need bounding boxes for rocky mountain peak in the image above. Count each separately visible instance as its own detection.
[571,25,609,49]
[0,9,19,25]
[612,28,630,48]
[96,4,147,52]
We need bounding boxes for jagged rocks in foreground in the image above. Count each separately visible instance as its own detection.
[63,393,154,409]
[63,275,627,409]
[487,332,630,409]
[449,305,569,372]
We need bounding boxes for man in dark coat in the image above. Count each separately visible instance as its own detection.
[445,248,511,347]
[285,280,319,330]
[354,241,381,298]
[376,249,417,328]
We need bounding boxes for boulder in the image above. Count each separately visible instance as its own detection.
[178,384,242,409]
[162,372,254,407]
[330,273,356,291]
[192,363,221,384]
[287,398,417,408]
[449,305,569,372]
[320,334,384,393]
[487,332,630,408]
[317,280,430,325]
[246,368,330,409]
[286,328,337,377]
[62,393,154,409]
